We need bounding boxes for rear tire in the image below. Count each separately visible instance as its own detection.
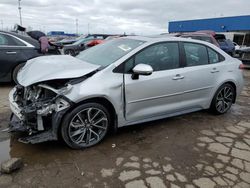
[61,103,111,149]
[64,49,75,56]
[210,83,235,115]
[12,63,25,84]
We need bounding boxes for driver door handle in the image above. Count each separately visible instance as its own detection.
[172,74,184,80]
[6,51,17,54]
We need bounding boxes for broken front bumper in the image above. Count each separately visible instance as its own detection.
[8,87,71,144]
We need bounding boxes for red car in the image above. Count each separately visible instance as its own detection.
[180,31,220,47]
[86,39,104,47]
[86,35,125,47]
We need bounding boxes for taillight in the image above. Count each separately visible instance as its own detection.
[239,64,245,69]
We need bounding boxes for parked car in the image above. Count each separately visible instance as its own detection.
[86,39,104,47]
[215,34,235,56]
[9,36,243,149]
[63,38,96,56]
[54,34,115,47]
[236,47,250,68]
[63,35,125,56]
[0,31,60,83]
[53,38,78,47]
[233,42,241,50]
[0,31,41,82]
[180,32,220,47]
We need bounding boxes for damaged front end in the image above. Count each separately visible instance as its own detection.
[9,82,72,144]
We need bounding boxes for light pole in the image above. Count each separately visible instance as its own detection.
[1,20,3,30]
[18,0,22,26]
[76,18,78,35]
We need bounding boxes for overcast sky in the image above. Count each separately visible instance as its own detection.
[0,0,250,35]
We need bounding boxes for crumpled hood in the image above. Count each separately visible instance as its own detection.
[17,55,100,87]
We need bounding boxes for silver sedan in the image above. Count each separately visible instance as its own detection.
[9,36,244,149]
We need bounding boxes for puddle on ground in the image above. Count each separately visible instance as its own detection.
[0,136,72,166]
[0,139,10,164]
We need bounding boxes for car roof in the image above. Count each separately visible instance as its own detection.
[181,33,212,37]
[125,35,213,44]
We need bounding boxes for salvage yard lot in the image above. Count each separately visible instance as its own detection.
[0,70,250,188]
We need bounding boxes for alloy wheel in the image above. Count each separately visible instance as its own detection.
[68,107,108,147]
[215,86,234,113]
[65,50,75,56]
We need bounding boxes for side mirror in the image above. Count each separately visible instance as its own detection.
[132,64,153,80]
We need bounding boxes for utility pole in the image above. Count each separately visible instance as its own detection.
[18,0,22,26]
[1,20,3,30]
[76,18,78,35]
[88,23,90,34]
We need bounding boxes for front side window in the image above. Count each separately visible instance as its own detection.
[126,42,180,72]
[0,34,8,45]
[184,43,208,67]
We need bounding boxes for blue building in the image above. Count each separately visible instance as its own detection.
[169,15,250,33]
[169,15,250,46]
[47,31,78,37]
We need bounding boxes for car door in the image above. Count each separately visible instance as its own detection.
[124,42,186,122]
[179,42,222,109]
[0,33,21,81]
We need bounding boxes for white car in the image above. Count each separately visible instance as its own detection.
[233,42,241,50]
[9,36,244,149]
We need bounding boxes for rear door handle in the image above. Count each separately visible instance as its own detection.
[211,68,219,73]
[6,51,17,54]
[172,74,184,80]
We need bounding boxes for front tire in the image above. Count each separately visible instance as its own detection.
[61,103,110,149]
[210,83,235,114]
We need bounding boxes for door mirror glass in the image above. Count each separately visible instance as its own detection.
[133,64,153,75]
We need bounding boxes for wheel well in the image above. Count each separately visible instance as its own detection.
[224,81,237,103]
[78,97,117,121]
[59,97,117,135]
[12,62,25,73]
[12,62,26,81]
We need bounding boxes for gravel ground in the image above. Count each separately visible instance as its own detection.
[0,70,249,188]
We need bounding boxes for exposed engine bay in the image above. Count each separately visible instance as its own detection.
[9,81,73,144]
[9,60,99,144]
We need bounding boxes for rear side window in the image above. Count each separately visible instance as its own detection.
[183,43,208,66]
[0,33,25,46]
[208,48,220,63]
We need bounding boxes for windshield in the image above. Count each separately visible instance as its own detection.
[76,38,145,67]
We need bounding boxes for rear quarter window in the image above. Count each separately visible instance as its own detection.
[207,47,225,63]
[183,42,209,66]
